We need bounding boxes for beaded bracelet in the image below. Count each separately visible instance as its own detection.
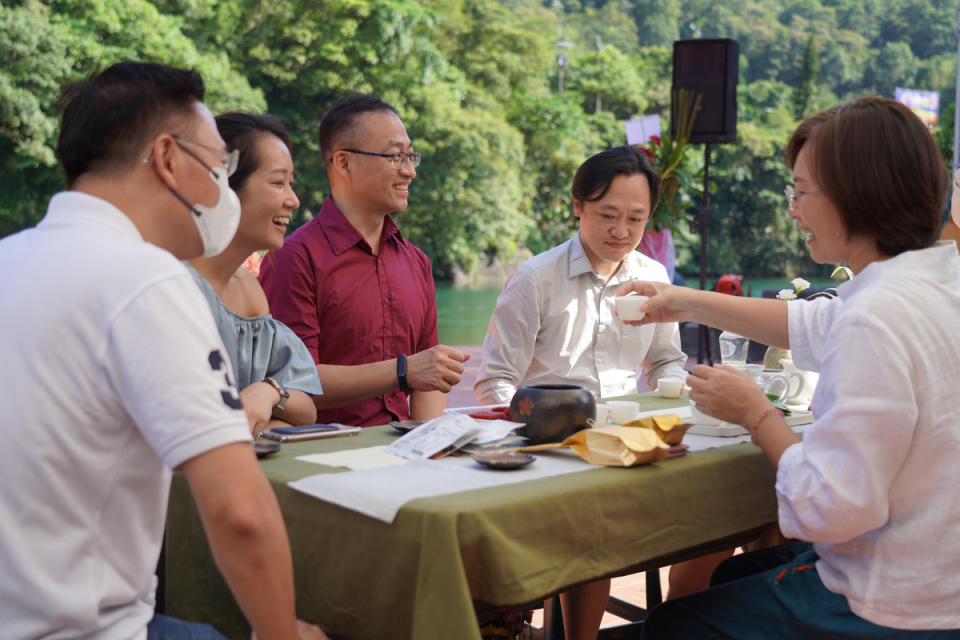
[746,406,783,444]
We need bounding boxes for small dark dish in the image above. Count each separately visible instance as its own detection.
[253,441,281,458]
[471,451,535,470]
[509,384,595,445]
[390,420,426,433]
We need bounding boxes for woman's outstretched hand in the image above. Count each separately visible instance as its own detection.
[615,280,695,325]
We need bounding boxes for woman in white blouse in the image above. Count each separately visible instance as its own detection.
[627,97,960,637]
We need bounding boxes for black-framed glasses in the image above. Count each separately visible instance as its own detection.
[172,135,239,177]
[340,148,421,169]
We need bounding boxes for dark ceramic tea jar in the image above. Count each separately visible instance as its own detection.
[509,384,595,445]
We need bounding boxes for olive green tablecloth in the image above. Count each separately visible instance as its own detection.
[163,393,777,640]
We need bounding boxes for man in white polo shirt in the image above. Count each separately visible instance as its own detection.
[0,61,325,639]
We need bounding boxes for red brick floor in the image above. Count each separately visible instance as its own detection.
[447,346,665,629]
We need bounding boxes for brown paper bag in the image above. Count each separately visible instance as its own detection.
[623,413,690,445]
[518,425,670,467]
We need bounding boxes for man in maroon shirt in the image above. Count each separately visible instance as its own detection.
[260,94,468,427]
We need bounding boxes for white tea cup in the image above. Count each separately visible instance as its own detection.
[656,377,685,399]
[593,403,613,426]
[607,400,640,425]
[615,295,649,321]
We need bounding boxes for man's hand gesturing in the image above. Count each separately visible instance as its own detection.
[406,345,470,392]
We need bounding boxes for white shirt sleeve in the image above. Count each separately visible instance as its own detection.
[474,266,541,404]
[787,296,839,371]
[102,272,252,470]
[777,305,917,543]
[642,320,688,389]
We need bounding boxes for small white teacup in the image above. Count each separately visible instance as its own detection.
[656,377,685,399]
[607,400,640,425]
[615,295,649,321]
[593,403,613,426]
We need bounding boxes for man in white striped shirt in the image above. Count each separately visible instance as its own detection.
[474,146,687,640]
[475,146,687,406]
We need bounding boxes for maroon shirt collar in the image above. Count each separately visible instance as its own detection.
[317,196,404,256]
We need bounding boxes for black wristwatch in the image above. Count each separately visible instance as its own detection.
[263,376,289,412]
[397,354,413,393]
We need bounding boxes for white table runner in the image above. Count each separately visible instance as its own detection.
[289,449,590,523]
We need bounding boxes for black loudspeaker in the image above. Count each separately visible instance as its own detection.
[672,38,739,144]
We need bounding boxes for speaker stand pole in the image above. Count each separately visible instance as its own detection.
[695,143,713,364]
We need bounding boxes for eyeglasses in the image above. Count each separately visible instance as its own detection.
[785,184,822,213]
[171,135,239,177]
[339,148,421,169]
[784,184,796,212]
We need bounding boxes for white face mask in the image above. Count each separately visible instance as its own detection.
[191,167,241,257]
[160,164,241,257]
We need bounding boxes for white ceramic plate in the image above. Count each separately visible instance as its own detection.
[686,410,814,437]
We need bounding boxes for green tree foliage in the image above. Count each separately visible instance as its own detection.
[792,37,820,119]
[0,1,69,235]
[0,0,263,236]
[1,0,956,280]
[698,80,823,280]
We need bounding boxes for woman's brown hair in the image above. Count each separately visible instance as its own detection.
[785,97,948,257]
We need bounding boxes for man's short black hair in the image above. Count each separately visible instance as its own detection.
[571,146,662,214]
[318,93,399,159]
[56,60,205,187]
[215,112,291,192]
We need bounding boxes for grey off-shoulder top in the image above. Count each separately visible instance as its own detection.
[186,264,323,396]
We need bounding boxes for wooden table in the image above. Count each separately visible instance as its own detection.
[163,393,777,639]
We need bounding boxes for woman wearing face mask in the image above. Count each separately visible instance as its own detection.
[624,97,960,638]
[187,112,322,437]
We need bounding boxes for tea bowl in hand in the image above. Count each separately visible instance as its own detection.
[656,377,685,399]
[615,295,649,321]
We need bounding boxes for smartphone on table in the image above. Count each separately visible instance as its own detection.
[260,423,361,442]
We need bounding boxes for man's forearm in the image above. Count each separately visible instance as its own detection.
[205,492,298,640]
[184,444,299,640]
[642,323,689,389]
[410,389,448,420]
[312,360,398,410]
